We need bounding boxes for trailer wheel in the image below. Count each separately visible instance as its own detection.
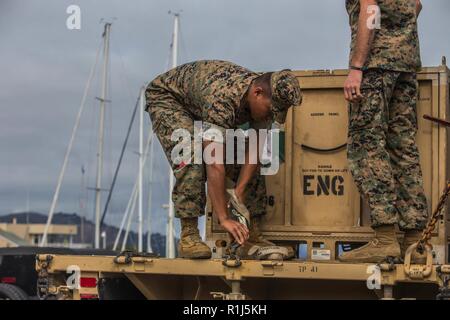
[0,283,29,300]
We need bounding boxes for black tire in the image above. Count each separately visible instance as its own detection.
[0,284,29,300]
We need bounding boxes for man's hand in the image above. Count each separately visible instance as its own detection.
[220,217,249,245]
[344,0,376,102]
[204,140,250,245]
[344,69,364,102]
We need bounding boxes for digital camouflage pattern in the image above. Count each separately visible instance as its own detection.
[146,60,260,135]
[145,60,273,218]
[271,70,302,124]
[147,104,207,218]
[347,69,428,230]
[346,0,421,72]
[145,101,267,219]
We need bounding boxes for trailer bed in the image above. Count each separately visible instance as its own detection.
[36,254,450,300]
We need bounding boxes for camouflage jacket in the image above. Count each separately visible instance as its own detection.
[146,60,266,133]
[346,0,421,72]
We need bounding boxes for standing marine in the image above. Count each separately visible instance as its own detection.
[340,0,428,263]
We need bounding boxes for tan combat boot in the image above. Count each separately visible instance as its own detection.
[244,216,295,260]
[402,230,427,264]
[338,225,401,263]
[178,217,212,259]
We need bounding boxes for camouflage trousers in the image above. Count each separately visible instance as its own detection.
[347,69,428,230]
[146,90,267,219]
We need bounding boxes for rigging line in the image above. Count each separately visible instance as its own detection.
[165,19,175,72]
[164,42,172,73]
[86,57,101,224]
[115,36,137,104]
[107,50,113,190]
[40,39,103,247]
[113,131,154,249]
[112,177,137,250]
[100,93,140,228]
[79,165,87,243]
[146,134,155,253]
[121,187,138,251]
[83,104,94,205]
[87,96,97,224]
[104,25,145,223]
[103,12,136,103]
[112,181,136,250]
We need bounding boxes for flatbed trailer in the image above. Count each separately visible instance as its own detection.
[35,63,450,300]
[0,247,116,300]
[35,254,450,300]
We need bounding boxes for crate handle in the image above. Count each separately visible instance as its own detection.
[301,143,347,153]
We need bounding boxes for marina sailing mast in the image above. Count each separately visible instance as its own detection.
[40,23,112,248]
[93,23,112,249]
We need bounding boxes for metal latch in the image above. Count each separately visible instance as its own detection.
[131,257,153,271]
[211,280,245,300]
[261,261,283,276]
[437,265,450,274]
[404,243,433,279]
[36,254,53,264]
[114,255,131,264]
[210,291,246,300]
[114,251,157,265]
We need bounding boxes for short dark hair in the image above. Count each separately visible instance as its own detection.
[252,72,273,98]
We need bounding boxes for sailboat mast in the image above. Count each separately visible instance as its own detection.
[40,32,103,247]
[146,137,154,254]
[138,87,145,252]
[166,12,179,259]
[94,22,111,249]
[172,14,179,69]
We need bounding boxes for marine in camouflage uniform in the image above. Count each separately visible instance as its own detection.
[147,60,266,219]
[341,0,428,263]
[146,60,301,258]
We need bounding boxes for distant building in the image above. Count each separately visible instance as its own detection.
[0,218,84,248]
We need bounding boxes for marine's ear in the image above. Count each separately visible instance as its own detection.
[416,0,422,17]
[254,86,265,97]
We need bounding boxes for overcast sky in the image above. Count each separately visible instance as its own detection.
[1,0,450,236]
